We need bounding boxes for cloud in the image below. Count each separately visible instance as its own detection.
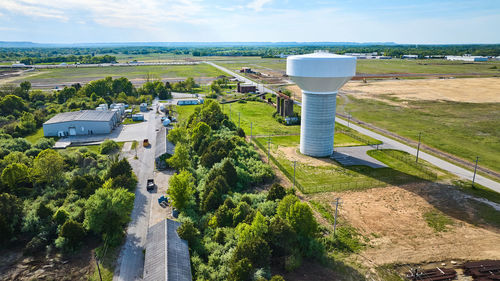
[1,0,68,20]
[247,0,273,11]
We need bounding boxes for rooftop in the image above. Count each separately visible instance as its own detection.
[44,110,116,124]
[143,219,192,281]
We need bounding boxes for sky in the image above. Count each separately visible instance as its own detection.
[0,0,499,44]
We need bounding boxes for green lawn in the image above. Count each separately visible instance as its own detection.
[25,127,45,144]
[256,138,440,193]
[16,64,226,84]
[213,57,500,75]
[122,118,143,125]
[344,96,500,173]
[257,133,368,148]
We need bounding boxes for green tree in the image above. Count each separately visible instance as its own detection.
[287,202,317,237]
[185,77,196,92]
[167,143,191,171]
[167,170,194,210]
[232,236,270,269]
[0,193,23,242]
[106,158,133,179]
[99,139,119,154]
[276,194,299,219]
[84,187,134,243]
[267,183,286,201]
[53,207,70,226]
[31,149,64,184]
[1,163,29,191]
[59,219,86,248]
[176,220,199,245]
[167,126,189,145]
[228,258,253,281]
[0,95,26,116]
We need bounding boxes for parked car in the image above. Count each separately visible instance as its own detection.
[147,179,155,191]
[143,139,149,147]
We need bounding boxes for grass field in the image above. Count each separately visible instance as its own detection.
[342,96,500,173]
[15,64,225,84]
[25,127,45,144]
[212,57,500,75]
[257,133,373,149]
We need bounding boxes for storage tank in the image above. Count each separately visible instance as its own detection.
[286,52,356,157]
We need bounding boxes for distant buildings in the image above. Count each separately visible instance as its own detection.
[402,55,419,59]
[177,99,204,105]
[237,82,257,93]
[446,55,488,62]
[344,53,392,59]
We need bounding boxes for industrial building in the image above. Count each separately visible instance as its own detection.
[276,93,294,118]
[446,55,488,62]
[143,219,192,281]
[43,110,119,137]
[286,51,356,157]
[177,99,204,105]
[237,82,257,93]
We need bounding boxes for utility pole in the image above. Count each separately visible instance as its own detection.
[267,139,271,164]
[333,198,340,237]
[416,132,422,163]
[250,122,253,139]
[229,104,231,121]
[293,161,296,189]
[472,156,479,186]
[238,112,241,129]
[95,254,103,281]
[348,112,351,128]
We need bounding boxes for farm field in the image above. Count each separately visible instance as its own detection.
[338,93,500,174]
[11,64,225,85]
[208,56,500,75]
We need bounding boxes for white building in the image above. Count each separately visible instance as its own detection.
[446,55,488,62]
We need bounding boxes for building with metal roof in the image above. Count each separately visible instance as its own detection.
[143,219,192,281]
[43,110,118,137]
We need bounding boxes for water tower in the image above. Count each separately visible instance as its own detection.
[286,52,356,157]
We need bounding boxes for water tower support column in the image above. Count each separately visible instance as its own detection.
[300,91,337,157]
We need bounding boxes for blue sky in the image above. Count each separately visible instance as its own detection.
[0,0,499,44]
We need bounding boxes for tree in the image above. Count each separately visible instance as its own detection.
[99,139,119,154]
[31,149,64,184]
[106,158,133,179]
[53,208,70,226]
[200,139,235,167]
[232,236,270,269]
[0,193,23,242]
[287,201,317,237]
[59,220,86,248]
[201,175,228,212]
[276,194,299,219]
[1,163,29,192]
[185,77,196,92]
[191,122,211,154]
[33,138,55,150]
[176,220,199,245]
[267,183,286,201]
[228,258,253,281]
[167,126,189,145]
[167,143,191,171]
[84,187,134,243]
[167,170,194,210]
[0,95,26,116]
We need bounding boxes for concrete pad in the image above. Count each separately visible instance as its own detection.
[331,146,387,168]
[122,142,132,152]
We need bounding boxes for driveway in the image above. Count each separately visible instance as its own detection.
[113,101,161,281]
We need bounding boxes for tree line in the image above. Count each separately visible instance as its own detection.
[20,55,116,65]
[162,100,334,280]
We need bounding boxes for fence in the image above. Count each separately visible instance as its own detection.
[337,130,379,146]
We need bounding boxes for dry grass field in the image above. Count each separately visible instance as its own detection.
[342,77,500,103]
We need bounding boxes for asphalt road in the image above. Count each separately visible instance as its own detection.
[207,61,500,193]
[113,100,161,281]
[335,117,500,193]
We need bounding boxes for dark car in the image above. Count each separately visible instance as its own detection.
[147,179,155,191]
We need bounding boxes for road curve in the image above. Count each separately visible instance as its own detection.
[206,61,500,193]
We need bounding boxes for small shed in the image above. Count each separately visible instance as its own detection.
[132,114,144,121]
[140,103,148,112]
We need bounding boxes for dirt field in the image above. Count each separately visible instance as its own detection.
[310,183,500,267]
[341,77,500,103]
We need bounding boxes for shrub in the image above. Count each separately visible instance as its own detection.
[177,220,199,246]
[52,208,70,226]
[34,138,55,150]
[0,193,23,242]
[267,183,286,201]
[228,258,253,281]
[59,220,86,248]
[99,140,119,154]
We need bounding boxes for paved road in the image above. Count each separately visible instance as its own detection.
[113,100,161,281]
[206,61,500,193]
[204,61,278,95]
[335,117,500,193]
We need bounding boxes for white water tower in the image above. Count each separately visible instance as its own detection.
[286,52,356,157]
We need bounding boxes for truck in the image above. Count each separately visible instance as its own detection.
[147,179,155,191]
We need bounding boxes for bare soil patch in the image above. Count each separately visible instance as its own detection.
[311,183,500,266]
[342,77,500,103]
[278,146,336,167]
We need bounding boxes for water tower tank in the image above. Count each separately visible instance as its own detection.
[287,52,356,157]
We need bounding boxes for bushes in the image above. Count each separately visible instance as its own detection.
[0,193,23,242]
[99,140,119,154]
[267,183,286,201]
[168,170,195,211]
